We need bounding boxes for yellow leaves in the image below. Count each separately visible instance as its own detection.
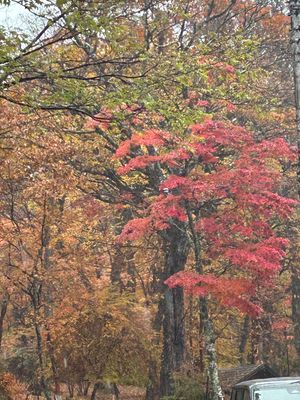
[48,287,151,382]
[121,172,149,188]
[264,157,283,173]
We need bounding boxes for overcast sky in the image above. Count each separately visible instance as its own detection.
[0,3,30,30]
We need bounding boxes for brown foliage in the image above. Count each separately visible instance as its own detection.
[0,373,28,400]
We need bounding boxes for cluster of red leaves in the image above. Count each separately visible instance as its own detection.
[85,103,164,134]
[225,237,288,275]
[166,271,261,316]
[85,107,113,130]
[114,119,295,313]
[115,129,172,158]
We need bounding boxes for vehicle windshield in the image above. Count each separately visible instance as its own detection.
[253,383,300,399]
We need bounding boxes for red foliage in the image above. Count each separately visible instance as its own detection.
[118,155,163,174]
[272,319,290,331]
[117,217,152,241]
[159,176,190,191]
[150,194,187,223]
[190,120,252,148]
[196,100,210,107]
[115,129,172,158]
[165,271,261,316]
[114,118,295,313]
[85,108,113,130]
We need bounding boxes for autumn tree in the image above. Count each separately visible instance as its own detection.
[0,2,298,400]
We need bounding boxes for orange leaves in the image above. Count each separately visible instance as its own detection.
[0,372,28,400]
[115,129,172,158]
[49,289,151,383]
[261,12,289,39]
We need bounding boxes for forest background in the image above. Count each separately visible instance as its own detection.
[0,1,299,399]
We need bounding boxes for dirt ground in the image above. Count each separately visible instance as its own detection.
[118,386,145,400]
[93,386,145,400]
[26,385,145,400]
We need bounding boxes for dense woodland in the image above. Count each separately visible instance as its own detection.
[0,0,299,399]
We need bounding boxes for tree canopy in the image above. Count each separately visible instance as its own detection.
[0,1,298,400]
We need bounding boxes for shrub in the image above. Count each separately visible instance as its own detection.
[162,375,205,400]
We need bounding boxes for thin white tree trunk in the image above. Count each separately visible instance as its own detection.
[200,298,224,400]
[186,205,224,400]
[290,0,300,148]
[290,0,300,359]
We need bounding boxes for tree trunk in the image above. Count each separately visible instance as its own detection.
[160,288,176,397]
[68,383,74,398]
[125,247,136,292]
[239,315,250,364]
[198,308,205,373]
[250,317,262,365]
[292,271,300,355]
[145,359,160,400]
[110,244,123,288]
[83,381,91,396]
[34,318,51,400]
[47,331,61,400]
[159,222,189,398]
[200,298,224,400]
[145,290,164,400]
[289,0,300,358]
[90,382,104,400]
[110,209,135,291]
[261,302,273,364]
[111,383,120,400]
[186,206,224,400]
[290,0,300,170]
[0,292,9,350]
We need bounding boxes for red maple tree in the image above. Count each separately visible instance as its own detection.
[114,119,296,315]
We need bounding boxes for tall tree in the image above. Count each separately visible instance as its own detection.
[289,0,300,359]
